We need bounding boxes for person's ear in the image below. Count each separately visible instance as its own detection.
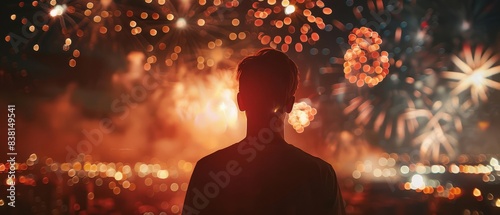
[284,96,295,113]
[237,92,246,111]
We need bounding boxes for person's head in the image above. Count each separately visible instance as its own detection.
[236,48,299,118]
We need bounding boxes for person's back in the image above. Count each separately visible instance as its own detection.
[183,49,345,215]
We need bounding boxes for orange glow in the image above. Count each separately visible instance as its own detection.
[300,34,308,42]
[311,32,320,41]
[478,121,490,130]
[404,182,411,190]
[283,17,292,25]
[473,188,481,197]
[288,102,317,133]
[254,19,263,26]
[295,43,303,52]
[303,9,311,17]
[281,44,289,52]
[448,193,455,200]
[436,186,444,193]
[451,187,462,195]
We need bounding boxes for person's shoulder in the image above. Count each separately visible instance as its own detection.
[284,143,326,163]
[195,141,242,166]
[285,144,333,169]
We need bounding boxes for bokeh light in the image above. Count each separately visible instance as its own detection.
[49,4,67,17]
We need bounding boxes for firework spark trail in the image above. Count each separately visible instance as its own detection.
[401,96,472,161]
[412,111,457,162]
[441,44,500,104]
[342,85,422,142]
[375,90,419,140]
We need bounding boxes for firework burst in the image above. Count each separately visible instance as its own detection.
[441,44,500,104]
[245,0,333,54]
[343,27,389,87]
[410,111,457,162]
[288,101,317,133]
[147,0,241,58]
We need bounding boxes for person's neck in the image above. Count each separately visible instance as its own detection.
[244,112,285,141]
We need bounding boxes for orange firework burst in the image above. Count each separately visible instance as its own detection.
[343,27,390,87]
[287,101,317,133]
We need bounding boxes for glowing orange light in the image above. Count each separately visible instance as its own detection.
[50,4,67,17]
[284,5,295,15]
[295,43,303,52]
[288,102,317,133]
[473,188,481,197]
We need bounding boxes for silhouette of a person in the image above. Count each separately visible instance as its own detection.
[183,49,345,215]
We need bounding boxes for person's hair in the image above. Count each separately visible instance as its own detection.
[236,48,299,111]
